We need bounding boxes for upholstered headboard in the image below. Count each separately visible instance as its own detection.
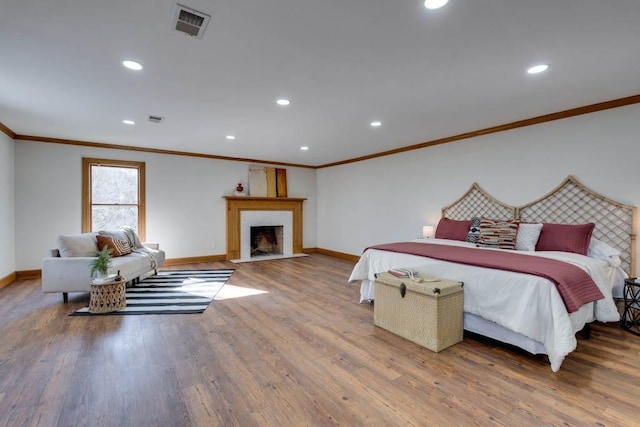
[441,176,637,276]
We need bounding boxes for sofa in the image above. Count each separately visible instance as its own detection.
[42,228,165,302]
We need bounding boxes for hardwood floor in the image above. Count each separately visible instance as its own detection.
[1,254,639,426]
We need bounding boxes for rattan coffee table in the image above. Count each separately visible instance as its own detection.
[88,279,127,313]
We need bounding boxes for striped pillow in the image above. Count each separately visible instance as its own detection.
[477,218,520,250]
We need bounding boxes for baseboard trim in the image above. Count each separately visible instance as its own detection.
[0,272,17,289]
[3,251,361,282]
[16,269,41,280]
[314,248,360,262]
[163,255,227,266]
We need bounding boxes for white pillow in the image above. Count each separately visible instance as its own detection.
[56,233,99,257]
[515,223,543,251]
[588,238,622,267]
[611,267,628,298]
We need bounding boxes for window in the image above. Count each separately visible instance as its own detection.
[82,158,146,240]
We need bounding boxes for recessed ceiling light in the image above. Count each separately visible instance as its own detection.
[122,119,135,125]
[370,121,382,127]
[122,60,143,71]
[276,99,291,106]
[527,64,550,74]
[226,135,236,140]
[300,146,309,151]
[424,0,449,10]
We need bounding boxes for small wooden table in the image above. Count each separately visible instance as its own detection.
[88,279,127,313]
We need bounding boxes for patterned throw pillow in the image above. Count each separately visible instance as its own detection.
[97,231,132,257]
[467,216,481,243]
[477,218,520,250]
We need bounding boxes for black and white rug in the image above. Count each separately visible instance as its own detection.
[72,269,234,316]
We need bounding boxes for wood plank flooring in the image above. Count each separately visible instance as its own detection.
[1,254,639,426]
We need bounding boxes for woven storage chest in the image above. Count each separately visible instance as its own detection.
[374,272,464,352]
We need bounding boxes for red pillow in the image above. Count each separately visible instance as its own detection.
[434,218,472,241]
[535,223,595,255]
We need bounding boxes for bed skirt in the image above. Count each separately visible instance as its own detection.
[361,279,546,355]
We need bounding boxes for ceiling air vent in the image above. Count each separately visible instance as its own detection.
[148,115,164,124]
[171,4,211,39]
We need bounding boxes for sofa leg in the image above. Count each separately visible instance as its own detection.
[63,292,68,303]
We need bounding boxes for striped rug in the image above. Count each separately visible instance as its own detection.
[72,269,234,316]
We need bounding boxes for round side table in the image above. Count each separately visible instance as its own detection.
[88,279,127,313]
[622,278,640,336]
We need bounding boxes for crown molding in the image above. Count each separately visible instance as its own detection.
[4,93,640,169]
[13,134,317,169]
[317,93,640,168]
[0,122,16,139]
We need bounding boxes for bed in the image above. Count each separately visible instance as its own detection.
[349,176,636,371]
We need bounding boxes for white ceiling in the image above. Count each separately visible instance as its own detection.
[1,0,639,167]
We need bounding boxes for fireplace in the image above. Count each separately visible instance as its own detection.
[251,226,284,257]
[240,210,292,260]
[223,196,306,261]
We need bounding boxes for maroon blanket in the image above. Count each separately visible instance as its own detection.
[367,242,604,313]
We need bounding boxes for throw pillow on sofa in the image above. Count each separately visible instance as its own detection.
[56,233,99,257]
[96,234,132,257]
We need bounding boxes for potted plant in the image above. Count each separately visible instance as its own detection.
[90,246,112,281]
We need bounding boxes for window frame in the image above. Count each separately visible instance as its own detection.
[82,157,146,240]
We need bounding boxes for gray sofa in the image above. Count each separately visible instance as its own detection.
[42,230,165,302]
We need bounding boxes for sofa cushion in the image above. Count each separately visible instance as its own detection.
[109,254,148,278]
[56,233,99,257]
[96,234,132,257]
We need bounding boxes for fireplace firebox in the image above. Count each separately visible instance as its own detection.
[250,226,284,257]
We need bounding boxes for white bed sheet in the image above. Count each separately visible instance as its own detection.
[349,238,620,372]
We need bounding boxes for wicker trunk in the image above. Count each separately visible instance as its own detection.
[374,272,464,352]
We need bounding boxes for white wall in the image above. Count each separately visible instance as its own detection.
[318,103,640,272]
[14,142,316,270]
[11,103,639,272]
[0,132,15,278]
